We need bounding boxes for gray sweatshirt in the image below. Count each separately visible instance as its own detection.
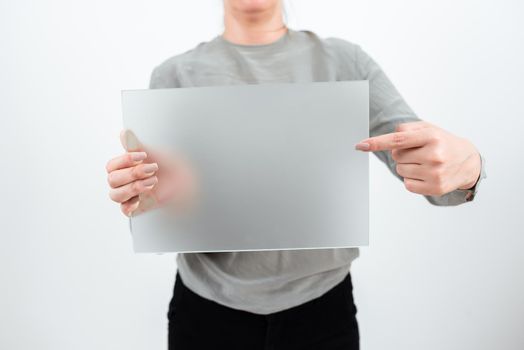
[149,29,481,314]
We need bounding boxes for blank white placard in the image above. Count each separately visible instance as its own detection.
[122,81,369,253]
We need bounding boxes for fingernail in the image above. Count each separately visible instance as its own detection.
[139,193,157,210]
[127,201,140,217]
[355,142,370,151]
[124,130,140,151]
[143,163,158,174]
[131,152,147,162]
[142,176,157,187]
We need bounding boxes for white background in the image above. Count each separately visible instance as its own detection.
[1,0,523,349]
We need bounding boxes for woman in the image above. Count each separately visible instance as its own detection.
[106,1,484,348]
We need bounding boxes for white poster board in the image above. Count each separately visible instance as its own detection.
[122,81,369,253]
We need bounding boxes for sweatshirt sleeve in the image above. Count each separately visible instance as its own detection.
[354,45,485,205]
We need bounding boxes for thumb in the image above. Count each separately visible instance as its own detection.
[120,129,143,152]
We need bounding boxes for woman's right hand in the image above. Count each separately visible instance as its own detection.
[106,149,159,217]
[106,130,197,217]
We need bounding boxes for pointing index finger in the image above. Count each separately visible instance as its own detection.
[356,129,431,152]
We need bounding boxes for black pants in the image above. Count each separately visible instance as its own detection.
[168,273,359,349]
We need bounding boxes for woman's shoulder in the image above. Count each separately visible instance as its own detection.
[292,29,365,66]
[293,29,360,52]
[149,38,220,88]
[292,29,368,78]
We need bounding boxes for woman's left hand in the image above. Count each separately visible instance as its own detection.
[355,121,481,196]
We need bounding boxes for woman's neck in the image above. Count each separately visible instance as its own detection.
[223,5,287,45]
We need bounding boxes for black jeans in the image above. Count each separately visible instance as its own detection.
[168,273,359,350]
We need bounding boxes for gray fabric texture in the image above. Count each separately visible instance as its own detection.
[148,29,482,314]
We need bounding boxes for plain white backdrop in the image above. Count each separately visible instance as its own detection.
[1,0,523,349]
